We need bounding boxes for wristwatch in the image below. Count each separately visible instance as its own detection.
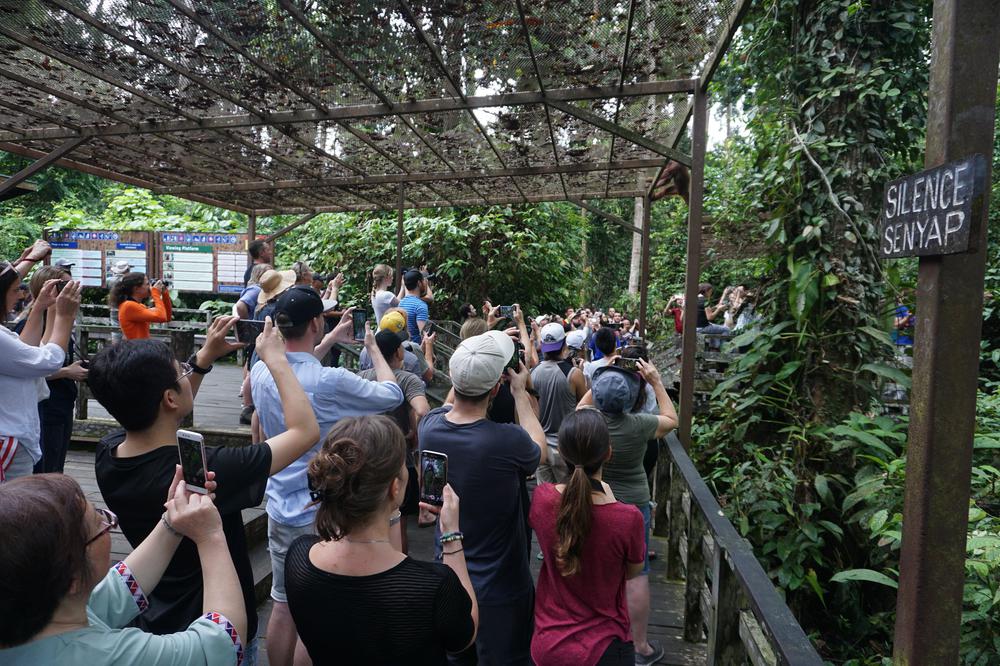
[187,354,213,375]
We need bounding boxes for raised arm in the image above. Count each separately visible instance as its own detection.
[190,315,245,398]
[506,362,547,463]
[638,359,678,437]
[17,279,58,345]
[253,318,321,474]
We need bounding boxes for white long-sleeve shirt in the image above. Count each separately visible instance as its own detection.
[0,327,65,462]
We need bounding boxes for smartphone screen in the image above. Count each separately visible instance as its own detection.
[499,305,514,320]
[352,310,368,341]
[177,430,208,494]
[235,319,266,345]
[420,451,448,506]
[423,320,435,337]
[506,341,525,371]
[614,356,640,372]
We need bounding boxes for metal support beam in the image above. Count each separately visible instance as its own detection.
[637,196,652,336]
[549,100,692,167]
[153,159,667,196]
[265,213,319,242]
[396,183,405,292]
[678,86,708,447]
[892,1,1000,663]
[698,0,755,93]
[0,136,89,197]
[570,198,642,235]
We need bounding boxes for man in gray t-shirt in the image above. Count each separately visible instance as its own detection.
[530,323,587,484]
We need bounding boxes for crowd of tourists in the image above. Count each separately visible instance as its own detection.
[0,237,686,666]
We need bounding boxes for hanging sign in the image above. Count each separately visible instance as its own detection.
[880,154,987,258]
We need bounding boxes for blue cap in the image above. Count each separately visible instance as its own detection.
[591,365,640,414]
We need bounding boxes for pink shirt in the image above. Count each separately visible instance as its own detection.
[529,483,646,666]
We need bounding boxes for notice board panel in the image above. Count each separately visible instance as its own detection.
[158,232,247,293]
[44,230,152,288]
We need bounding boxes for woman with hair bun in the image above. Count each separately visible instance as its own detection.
[284,415,478,665]
[529,408,647,666]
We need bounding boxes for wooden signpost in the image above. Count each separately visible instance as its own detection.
[880,154,987,258]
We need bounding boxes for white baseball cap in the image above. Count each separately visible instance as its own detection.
[110,260,133,275]
[566,329,587,350]
[449,330,514,395]
[539,322,566,353]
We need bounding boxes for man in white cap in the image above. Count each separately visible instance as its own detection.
[530,322,587,484]
[418,331,546,665]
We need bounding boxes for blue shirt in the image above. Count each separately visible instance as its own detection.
[399,295,429,343]
[250,352,404,526]
[418,407,541,604]
[894,305,914,345]
[237,285,261,315]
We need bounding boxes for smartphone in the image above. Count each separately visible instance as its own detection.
[423,320,435,337]
[54,280,69,293]
[506,340,525,371]
[613,356,641,372]
[420,450,448,507]
[352,310,368,341]
[235,319,266,344]
[177,430,208,494]
[499,305,515,320]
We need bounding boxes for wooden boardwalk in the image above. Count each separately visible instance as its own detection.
[65,444,704,665]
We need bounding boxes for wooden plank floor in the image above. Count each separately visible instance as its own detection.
[65,447,705,665]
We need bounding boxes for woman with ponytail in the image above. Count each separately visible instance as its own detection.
[283,415,478,665]
[370,263,403,323]
[529,409,646,666]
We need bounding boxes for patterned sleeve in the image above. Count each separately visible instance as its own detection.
[86,561,149,629]
[107,611,244,666]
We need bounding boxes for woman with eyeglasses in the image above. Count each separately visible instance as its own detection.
[0,468,247,665]
[109,272,173,340]
[0,243,82,482]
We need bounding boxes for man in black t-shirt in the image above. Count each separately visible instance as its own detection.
[88,316,320,664]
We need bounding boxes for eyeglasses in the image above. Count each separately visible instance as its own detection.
[86,507,119,546]
[177,362,193,381]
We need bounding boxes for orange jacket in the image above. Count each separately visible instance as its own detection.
[119,288,172,340]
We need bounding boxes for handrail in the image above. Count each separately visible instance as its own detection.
[662,432,822,664]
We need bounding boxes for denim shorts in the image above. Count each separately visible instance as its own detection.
[268,517,315,603]
[638,502,652,575]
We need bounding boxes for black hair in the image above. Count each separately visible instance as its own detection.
[275,311,312,341]
[375,329,403,360]
[594,327,617,356]
[108,272,146,307]
[88,339,181,432]
[543,348,564,361]
[403,271,423,291]
[248,239,268,259]
[453,387,494,403]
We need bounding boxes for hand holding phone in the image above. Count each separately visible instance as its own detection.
[177,430,209,494]
[235,319,266,345]
[419,451,448,507]
[352,310,369,341]
[498,305,515,320]
[613,356,640,372]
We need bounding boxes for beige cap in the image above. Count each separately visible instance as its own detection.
[258,269,296,305]
[449,330,514,395]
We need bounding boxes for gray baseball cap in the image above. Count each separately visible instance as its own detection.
[591,365,640,414]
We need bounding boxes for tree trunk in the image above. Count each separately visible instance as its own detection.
[628,196,644,294]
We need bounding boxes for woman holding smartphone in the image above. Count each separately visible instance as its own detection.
[110,272,173,340]
[284,415,478,665]
[530,409,647,666]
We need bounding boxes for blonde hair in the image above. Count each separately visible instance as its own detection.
[248,263,273,287]
[460,317,488,340]
[371,264,394,295]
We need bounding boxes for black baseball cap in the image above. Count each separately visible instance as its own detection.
[274,286,328,327]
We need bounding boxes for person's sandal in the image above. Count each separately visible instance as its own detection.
[634,639,664,666]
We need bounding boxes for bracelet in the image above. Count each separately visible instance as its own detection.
[389,510,402,526]
[186,353,212,375]
[443,547,464,556]
[161,513,182,538]
[440,531,464,544]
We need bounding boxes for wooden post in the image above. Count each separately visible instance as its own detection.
[893,1,1000,662]
[396,183,405,291]
[247,212,256,241]
[707,547,744,664]
[683,510,707,642]
[75,329,89,421]
[170,330,195,428]
[678,85,708,447]
[666,459,686,580]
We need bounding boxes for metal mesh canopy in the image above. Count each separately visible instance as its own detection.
[0,0,743,214]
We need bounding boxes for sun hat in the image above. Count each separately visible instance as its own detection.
[449,330,515,396]
[110,260,133,275]
[53,257,74,269]
[591,365,641,414]
[257,269,296,305]
[539,322,567,353]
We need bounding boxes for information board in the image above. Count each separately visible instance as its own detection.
[44,230,152,288]
[159,232,247,293]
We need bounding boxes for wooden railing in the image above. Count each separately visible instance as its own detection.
[657,432,823,665]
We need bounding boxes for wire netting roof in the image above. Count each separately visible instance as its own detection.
[0,0,741,214]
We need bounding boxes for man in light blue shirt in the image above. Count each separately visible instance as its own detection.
[398,268,433,343]
[250,286,402,666]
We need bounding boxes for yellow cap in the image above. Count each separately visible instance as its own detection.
[379,311,407,335]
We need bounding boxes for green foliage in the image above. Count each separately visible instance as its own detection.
[275,203,589,318]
